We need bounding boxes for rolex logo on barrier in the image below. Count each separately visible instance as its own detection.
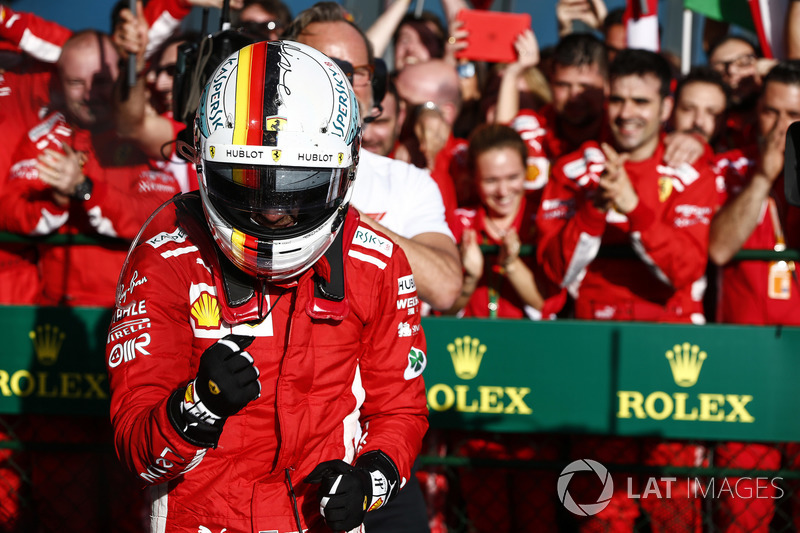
[0,323,107,401]
[427,336,532,415]
[666,343,706,387]
[447,335,486,380]
[617,342,754,423]
[29,324,65,366]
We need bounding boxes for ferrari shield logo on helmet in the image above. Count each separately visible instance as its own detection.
[267,116,286,131]
[272,150,281,162]
[338,153,344,165]
[209,146,215,159]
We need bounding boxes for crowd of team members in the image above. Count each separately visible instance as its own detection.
[0,0,799,531]
[0,0,798,329]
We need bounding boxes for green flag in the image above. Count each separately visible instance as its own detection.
[683,0,754,31]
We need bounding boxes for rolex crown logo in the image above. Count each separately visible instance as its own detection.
[29,324,66,366]
[665,342,707,387]
[447,335,486,380]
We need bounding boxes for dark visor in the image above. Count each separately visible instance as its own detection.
[204,161,349,238]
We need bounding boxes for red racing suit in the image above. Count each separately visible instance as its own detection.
[713,145,800,325]
[537,139,718,322]
[0,111,181,306]
[107,198,429,533]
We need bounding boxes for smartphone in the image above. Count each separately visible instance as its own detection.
[454,9,532,64]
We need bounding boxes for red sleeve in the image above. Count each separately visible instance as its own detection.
[0,172,67,235]
[535,143,607,287]
[143,0,192,25]
[0,117,68,234]
[80,164,181,240]
[355,241,428,484]
[510,110,547,158]
[450,208,475,244]
[429,136,468,229]
[511,110,551,181]
[713,148,753,208]
[0,112,181,239]
[629,160,718,289]
[107,240,203,485]
[0,5,71,62]
[143,0,192,57]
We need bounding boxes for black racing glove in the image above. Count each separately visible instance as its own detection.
[167,334,259,447]
[304,450,401,532]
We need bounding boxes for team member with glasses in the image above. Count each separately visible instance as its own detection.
[287,2,462,315]
[233,0,291,41]
[708,35,778,149]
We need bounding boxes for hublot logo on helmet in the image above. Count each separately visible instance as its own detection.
[298,153,333,162]
[226,149,264,159]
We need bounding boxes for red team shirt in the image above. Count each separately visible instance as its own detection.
[0,112,181,306]
[714,145,800,325]
[451,196,540,319]
[537,138,718,322]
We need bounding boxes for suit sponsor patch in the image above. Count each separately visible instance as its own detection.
[397,275,416,295]
[404,347,426,380]
[353,228,393,257]
[146,228,188,249]
[189,283,275,339]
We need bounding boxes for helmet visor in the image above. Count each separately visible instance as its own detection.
[203,161,350,238]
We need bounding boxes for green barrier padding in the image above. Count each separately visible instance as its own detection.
[2,307,799,442]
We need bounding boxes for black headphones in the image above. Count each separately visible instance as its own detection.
[370,57,388,118]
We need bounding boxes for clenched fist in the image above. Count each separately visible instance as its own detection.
[168,334,259,447]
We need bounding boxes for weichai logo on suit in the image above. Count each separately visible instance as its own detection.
[617,343,754,423]
[426,335,532,415]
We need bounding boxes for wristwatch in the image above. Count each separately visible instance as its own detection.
[72,177,94,202]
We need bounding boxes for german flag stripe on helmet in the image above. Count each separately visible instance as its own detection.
[232,42,272,147]
[232,229,261,259]
[232,228,273,265]
[232,45,253,146]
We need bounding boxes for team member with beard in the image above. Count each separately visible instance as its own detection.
[537,50,718,530]
[670,67,730,152]
[707,59,800,533]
